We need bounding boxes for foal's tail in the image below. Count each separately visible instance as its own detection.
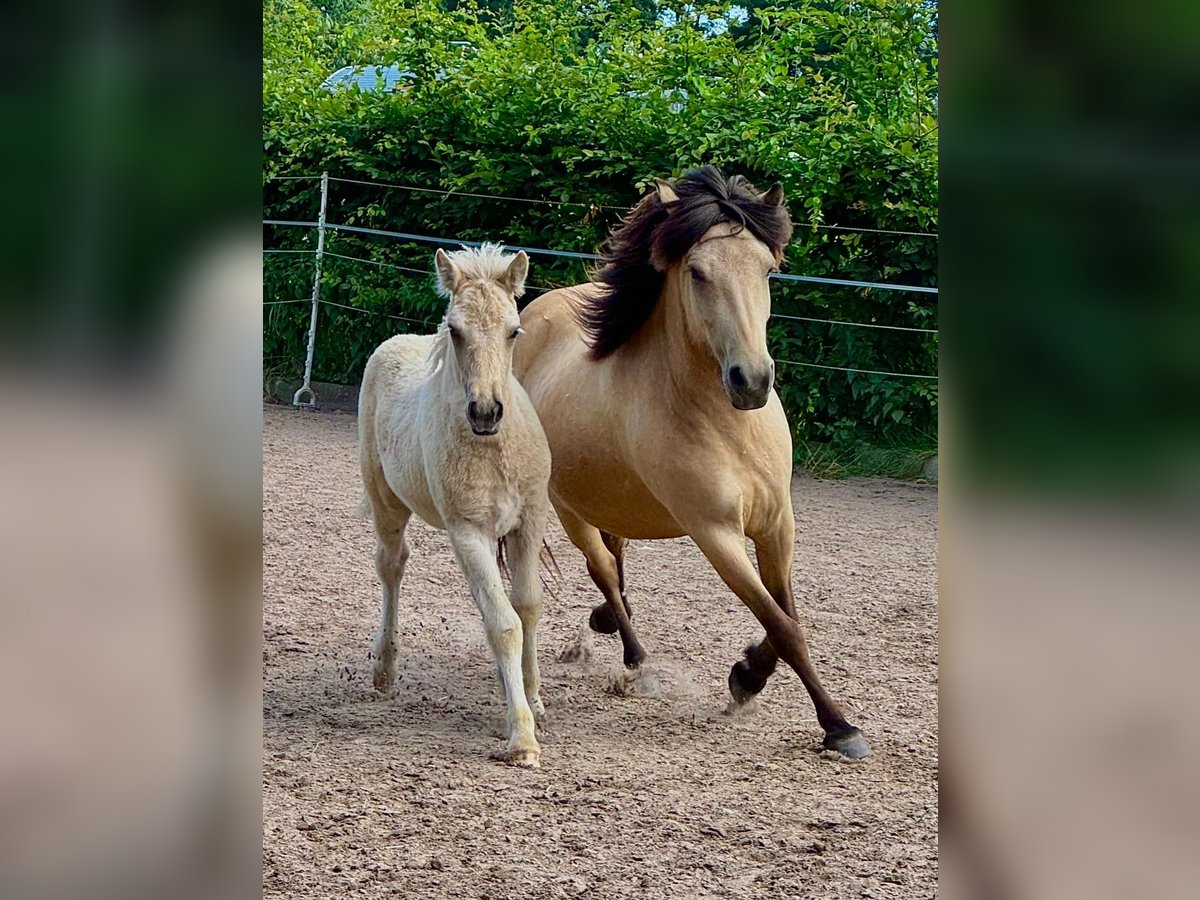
[497,537,563,600]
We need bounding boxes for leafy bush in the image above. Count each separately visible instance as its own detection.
[264,0,938,459]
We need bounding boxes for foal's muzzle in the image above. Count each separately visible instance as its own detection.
[467,398,504,435]
[724,362,774,410]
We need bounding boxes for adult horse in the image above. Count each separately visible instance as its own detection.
[513,166,869,757]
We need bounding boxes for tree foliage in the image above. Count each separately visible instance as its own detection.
[264,0,938,454]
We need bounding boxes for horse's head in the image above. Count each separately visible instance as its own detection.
[663,177,786,409]
[583,166,792,411]
[434,244,529,435]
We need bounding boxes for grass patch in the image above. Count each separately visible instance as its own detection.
[797,439,937,481]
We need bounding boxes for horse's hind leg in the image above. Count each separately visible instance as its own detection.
[556,506,646,668]
[588,531,633,635]
[368,494,412,693]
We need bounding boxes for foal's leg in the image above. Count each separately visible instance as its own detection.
[449,526,540,767]
[690,524,870,758]
[556,505,647,668]
[505,515,547,717]
[369,499,412,693]
[588,531,634,635]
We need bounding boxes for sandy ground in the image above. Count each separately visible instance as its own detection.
[263,405,938,899]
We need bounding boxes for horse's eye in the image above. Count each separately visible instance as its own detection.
[447,325,460,339]
[769,266,780,275]
[510,327,524,340]
[689,266,706,282]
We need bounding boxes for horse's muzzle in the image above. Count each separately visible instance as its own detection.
[467,399,504,435]
[724,363,773,410]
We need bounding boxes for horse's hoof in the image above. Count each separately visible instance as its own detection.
[728,659,769,704]
[623,646,647,669]
[823,727,871,759]
[587,596,633,634]
[489,746,541,768]
[529,695,546,718]
[371,663,396,694]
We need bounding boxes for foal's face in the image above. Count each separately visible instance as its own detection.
[681,225,778,410]
[445,284,524,435]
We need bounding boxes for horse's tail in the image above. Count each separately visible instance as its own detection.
[497,537,563,600]
[538,539,563,591]
[356,493,372,520]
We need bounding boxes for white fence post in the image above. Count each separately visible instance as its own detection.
[293,171,329,407]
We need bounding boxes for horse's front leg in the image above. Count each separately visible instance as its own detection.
[449,525,540,767]
[689,522,870,759]
[504,509,548,718]
[728,514,798,706]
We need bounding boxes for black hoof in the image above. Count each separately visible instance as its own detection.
[728,659,770,704]
[623,646,646,669]
[822,727,871,759]
[588,596,632,635]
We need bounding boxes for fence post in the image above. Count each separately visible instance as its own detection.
[293,171,329,407]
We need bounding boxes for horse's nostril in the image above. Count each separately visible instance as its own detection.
[468,400,479,419]
[493,400,504,421]
[728,365,748,390]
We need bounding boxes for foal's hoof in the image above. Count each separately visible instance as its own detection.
[823,727,871,759]
[588,596,633,634]
[489,746,541,769]
[371,662,396,694]
[728,659,769,705]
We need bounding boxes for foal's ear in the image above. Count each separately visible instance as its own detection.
[502,250,529,299]
[760,183,784,207]
[654,178,680,207]
[434,248,459,297]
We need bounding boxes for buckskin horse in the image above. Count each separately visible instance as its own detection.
[513,166,869,758]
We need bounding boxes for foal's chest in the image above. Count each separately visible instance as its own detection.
[446,448,528,538]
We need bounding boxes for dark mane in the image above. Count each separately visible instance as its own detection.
[577,165,794,359]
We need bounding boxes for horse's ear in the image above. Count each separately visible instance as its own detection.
[760,183,784,207]
[654,178,680,207]
[502,250,529,299]
[434,248,458,297]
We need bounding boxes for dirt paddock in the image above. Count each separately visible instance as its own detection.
[263,404,938,898]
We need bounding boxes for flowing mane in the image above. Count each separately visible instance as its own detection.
[578,165,794,359]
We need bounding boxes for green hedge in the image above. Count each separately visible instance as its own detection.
[264,0,938,457]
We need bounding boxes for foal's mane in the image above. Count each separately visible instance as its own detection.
[434,242,521,297]
[578,165,793,359]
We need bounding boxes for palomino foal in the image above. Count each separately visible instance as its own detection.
[358,244,552,767]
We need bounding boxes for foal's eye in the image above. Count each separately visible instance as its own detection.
[768,266,780,275]
[510,327,524,340]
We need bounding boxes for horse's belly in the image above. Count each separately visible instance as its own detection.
[549,450,685,539]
